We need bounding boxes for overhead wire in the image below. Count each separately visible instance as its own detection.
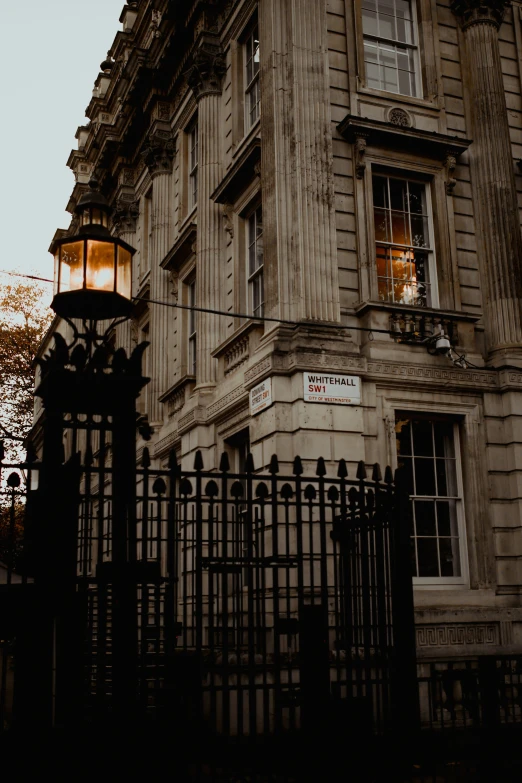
[0,269,485,368]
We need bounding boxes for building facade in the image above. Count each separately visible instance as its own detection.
[48,0,522,660]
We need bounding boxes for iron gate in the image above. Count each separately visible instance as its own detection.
[76,447,416,738]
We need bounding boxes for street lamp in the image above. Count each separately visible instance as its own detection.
[51,179,134,320]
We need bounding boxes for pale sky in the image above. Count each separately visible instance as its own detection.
[0,1,124,300]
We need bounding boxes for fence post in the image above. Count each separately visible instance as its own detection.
[391,467,419,745]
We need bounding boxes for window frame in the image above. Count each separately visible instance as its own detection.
[187,277,197,377]
[360,0,422,99]
[244,21,260,131]
[246,203,264,318]
[188,120,199,212]
[370,170,439,309]
[394,412,469,587]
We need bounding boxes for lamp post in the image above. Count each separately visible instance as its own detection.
[32,181,148,729]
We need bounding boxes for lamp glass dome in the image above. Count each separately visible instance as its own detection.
[51,182,135,320]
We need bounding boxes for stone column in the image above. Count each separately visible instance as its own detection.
[142,131,175,423]
[452,0,522,366]
[112,197,139,355]
[187,33,225,388]
[259,0,340,325]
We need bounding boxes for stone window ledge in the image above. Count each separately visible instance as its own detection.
[159,374,196,417]
[161,221,197,271]
[212,136,261,205]
[212,319,264,375]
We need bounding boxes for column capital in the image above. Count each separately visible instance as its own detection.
[112,198,139,235]
[141,130,176,177]
[451,0,510,31]
[187,33,226,100]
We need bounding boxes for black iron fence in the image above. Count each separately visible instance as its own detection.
[76,448,416,738]
[1,440,522,778]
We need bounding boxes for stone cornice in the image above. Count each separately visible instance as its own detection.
[451,0,511,30]
[338,115,472,160]
[186,32,226,100]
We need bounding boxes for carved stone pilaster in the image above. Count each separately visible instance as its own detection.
[186,33,226,100]
[112,199,140,235]
[141,131,175,177]
[451,0,510,30]
[451,0,522,364]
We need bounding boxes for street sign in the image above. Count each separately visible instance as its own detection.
[303,372,361,405]
[250,377,273,415]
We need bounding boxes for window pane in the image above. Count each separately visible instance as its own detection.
[412,419,433,457]
[362,8,378,35]
[440,537,461,577]
[389,178,406,211]
[415,458,436,496]
[434,423,455,458]
[396,418,412,456]
[397,457,414,495]
[415,500,436,536]
[417,538,439,577]
[374,209,390,242]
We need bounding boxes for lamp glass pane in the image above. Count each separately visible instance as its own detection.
[86,240,115,292]
[59,241,84,292]
[116,247,132,299]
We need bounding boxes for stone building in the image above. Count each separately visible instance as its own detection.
[48,0,522,661]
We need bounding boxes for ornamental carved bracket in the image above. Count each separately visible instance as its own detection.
[141,131,176,177]
[354,134,369,180]
[445,153,457,195]
[450,0,511,30]
[186,33,226,100]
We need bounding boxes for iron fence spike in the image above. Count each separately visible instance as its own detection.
[194,450,204,471]
[337,458,348,479]
[316,456,327,476]
[141,446,151,468]
[356,460,367,480]
[245,452,255,473]
[269,454,279,474]
[292,456,303,475]
[219,452,230,472]
[372,463,382,481]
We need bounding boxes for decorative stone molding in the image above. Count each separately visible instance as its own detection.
[186,33,226,100]
[387,107,412,127]
[367,360,497,387]
[445,153,457,195]
[141,131,176,177]
[112,198,139,235]
[224,336,249,375]
[416,624,498,647]
[207,386,247,418]
[451,0,510,30]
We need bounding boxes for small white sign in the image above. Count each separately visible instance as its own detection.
[250,378,273,416]
[304,372,361,405]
